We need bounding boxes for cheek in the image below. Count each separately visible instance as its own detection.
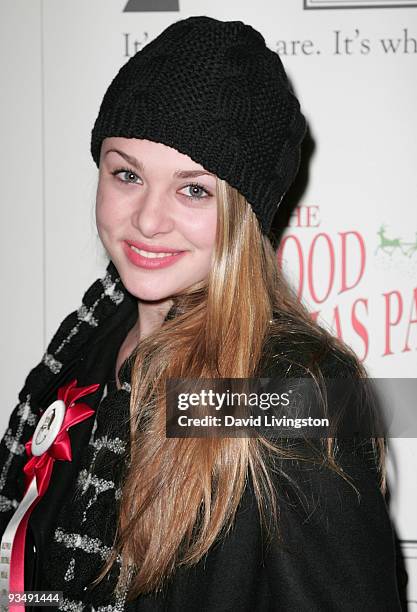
[182,210,218,250]
[95,184,124,235]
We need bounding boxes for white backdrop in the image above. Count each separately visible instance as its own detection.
[1,0,416,605]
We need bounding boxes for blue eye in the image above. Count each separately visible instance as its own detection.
[111,167,140,184]
[182,183,210,200]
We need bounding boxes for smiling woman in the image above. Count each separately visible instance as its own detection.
[96,138,218,321]
[0,14,402,612]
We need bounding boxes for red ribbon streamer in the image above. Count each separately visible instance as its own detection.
[9,379,99,606]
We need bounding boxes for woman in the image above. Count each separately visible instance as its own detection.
[0,15,402,611]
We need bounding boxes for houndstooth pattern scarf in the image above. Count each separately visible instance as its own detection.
[0,260,144,611]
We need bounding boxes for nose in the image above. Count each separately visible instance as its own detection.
[130,188,175,236]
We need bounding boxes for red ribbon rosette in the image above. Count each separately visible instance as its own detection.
[0,379,99,609]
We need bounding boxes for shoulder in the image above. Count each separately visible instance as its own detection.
[256,311,384,487]
[250,322,401,609]
[259,311,361,380]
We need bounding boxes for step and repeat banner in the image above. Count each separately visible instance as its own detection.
[1,0,416,605]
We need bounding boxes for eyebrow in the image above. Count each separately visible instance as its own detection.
[104,148,215,179]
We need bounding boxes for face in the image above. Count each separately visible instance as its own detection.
[96,137,218,302]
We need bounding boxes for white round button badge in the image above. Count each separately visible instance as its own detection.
[31,399,66,456]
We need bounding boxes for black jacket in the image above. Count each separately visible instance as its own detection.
[0,261,403,611]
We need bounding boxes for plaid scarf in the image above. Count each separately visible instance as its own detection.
[0,261,141,611]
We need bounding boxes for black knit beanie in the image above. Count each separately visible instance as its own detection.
[90,15,307,235]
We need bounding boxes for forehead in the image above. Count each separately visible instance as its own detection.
[101,136,209,173]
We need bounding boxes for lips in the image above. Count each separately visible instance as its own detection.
[123,241,186,270]
[129,244,180,259]
[126,239,183,254]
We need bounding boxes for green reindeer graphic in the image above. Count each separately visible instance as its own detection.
[403,232,417,257]
[375,225,409,256]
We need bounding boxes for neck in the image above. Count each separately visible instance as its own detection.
[135,297,174,341]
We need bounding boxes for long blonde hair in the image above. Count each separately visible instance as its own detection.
[91,177,385,600]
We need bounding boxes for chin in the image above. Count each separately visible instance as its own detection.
[119,273,174,301]
[129,288,172,302]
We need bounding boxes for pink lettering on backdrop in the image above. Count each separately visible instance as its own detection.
[403,288,417,353]
[277,206,416,360]
[383,290,403,356]
[339,231,366,294]
[351,298,369,361]
[308,232,335,304]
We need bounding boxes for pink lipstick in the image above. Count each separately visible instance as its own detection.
[123,240,187,270]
